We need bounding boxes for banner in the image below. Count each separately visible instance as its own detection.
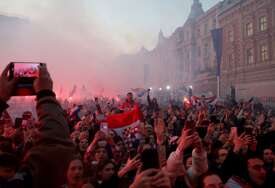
[211,28,223,76]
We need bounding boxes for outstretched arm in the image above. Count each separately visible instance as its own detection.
[24,64,75,188]
[0,64,17,116]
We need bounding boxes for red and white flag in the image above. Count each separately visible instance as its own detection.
[104,106,143,136]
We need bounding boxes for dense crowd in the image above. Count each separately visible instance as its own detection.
[0,64,274,188]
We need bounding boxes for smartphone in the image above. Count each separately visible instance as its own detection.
[9,62,44,96]
[100,123,108,135]
[141,149,159,172]
[184,120,196,135]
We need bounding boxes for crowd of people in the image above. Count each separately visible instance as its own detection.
[0,64,274,188]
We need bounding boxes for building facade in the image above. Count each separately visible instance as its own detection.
[118,0,275,103]
[219,0,275,102]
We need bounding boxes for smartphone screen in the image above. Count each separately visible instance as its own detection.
[100,122,109,135]
[13,63,40,78]
[9,62,44,96]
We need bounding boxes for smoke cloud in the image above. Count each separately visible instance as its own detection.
[0,0,137,98]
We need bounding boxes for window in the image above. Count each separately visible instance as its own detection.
[259,16,267,31]
[246,22,253,36]
[228,30,234,42]
[212,18,217,29]
[260,44,268,61]
[228,53,234,66]
[177,32,181,42]
[247,48,254,64]
[204,43,209,57]
[198,47,201,57]
[197,29,200,37]
[204,23,208,35]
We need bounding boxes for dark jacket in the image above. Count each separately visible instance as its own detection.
[20,96,75,188]
[0,96,75,188]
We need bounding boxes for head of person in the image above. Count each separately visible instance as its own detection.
[0,153,19,180]
[199,171,223,188]
[79,138,89,152]
[111,145,123,164]
[218,133,228,144]
[22,111,33,120]
[96,160,116,182]
[79,131,89,140]
[93,146,108,163]
[216,148,228,165]
[126,92,133,102]
[70,131,80,144]
[247,157,266,186]
[113,136,125,152]
[262,148,274,165]
[66,158,84,187]
[109,129,118,139]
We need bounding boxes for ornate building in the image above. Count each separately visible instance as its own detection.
[118,0,275,103]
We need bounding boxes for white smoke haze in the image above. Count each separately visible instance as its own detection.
[0,0,140,98]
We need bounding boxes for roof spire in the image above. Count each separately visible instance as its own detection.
[158,29,165,45]
[188,0,204,20]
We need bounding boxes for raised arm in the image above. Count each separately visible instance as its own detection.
[24,64,75,188]
[0,65,17,117]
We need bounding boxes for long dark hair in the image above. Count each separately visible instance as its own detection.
[96,159,116,178]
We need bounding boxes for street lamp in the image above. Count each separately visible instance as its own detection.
[159,87,162,91]
[166,85,171,90]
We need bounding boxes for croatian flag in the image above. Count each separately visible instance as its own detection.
[105,106,143,135]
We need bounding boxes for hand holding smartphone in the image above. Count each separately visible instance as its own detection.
[9,62,45,96]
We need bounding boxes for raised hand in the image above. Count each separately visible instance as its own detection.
[151,170,171,188]
[33,64,53,93]
[125,155,141,172]
[177,129,194,153]
[0,64,18,101]
[233,133,251,153]
[118,155,141,178]
[192,132,203,153]
[154,117,165,144]
[130,169,159,188]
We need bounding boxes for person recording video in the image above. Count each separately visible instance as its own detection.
[0,64,75,188]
